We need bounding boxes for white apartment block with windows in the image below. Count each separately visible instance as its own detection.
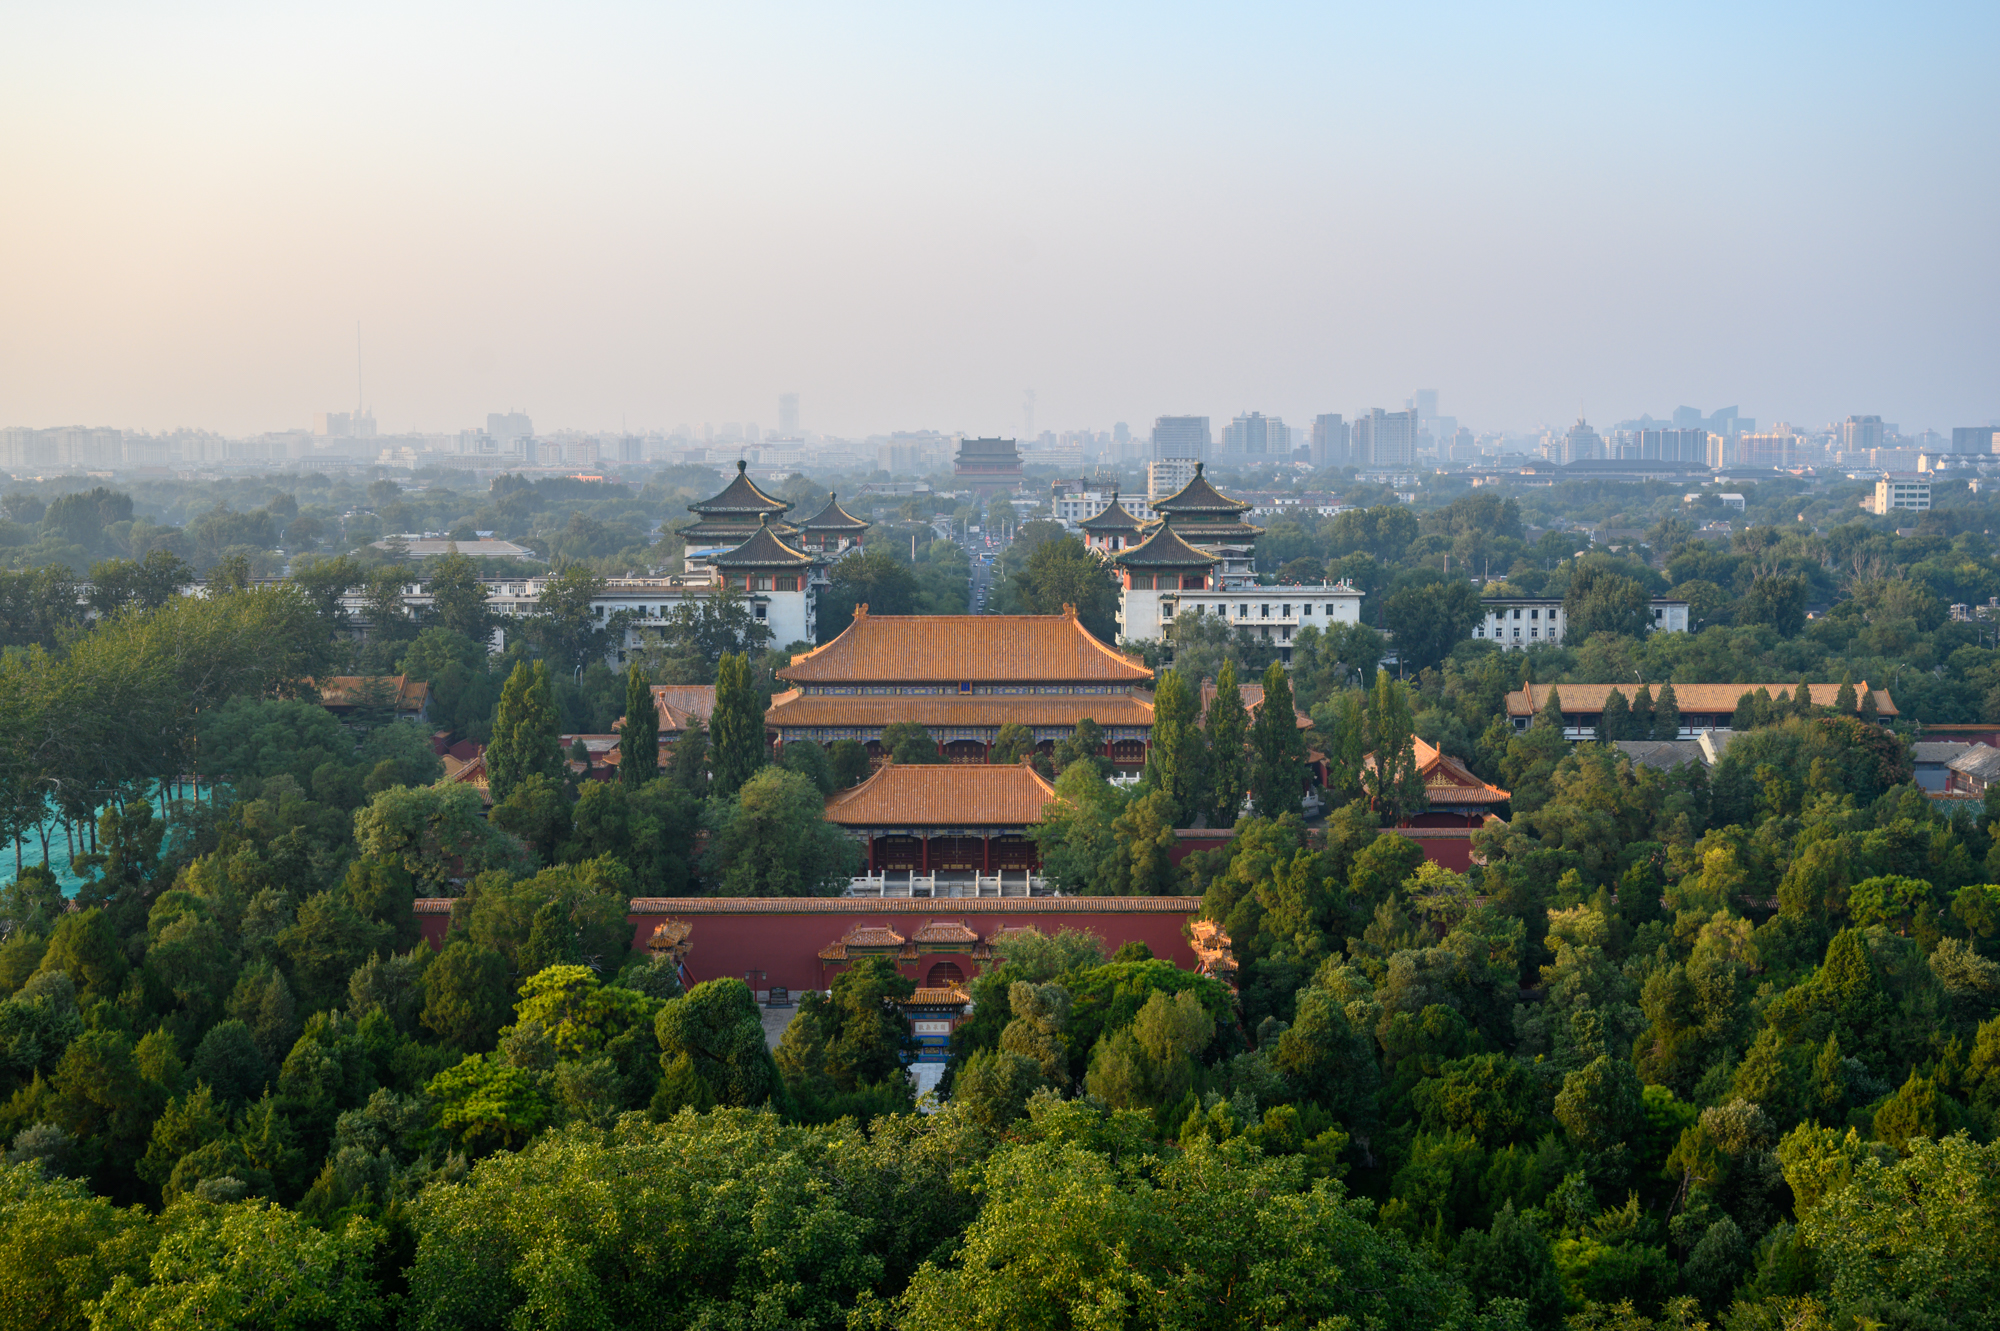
[1147,458,1200,502]
[1473,596,1691,649]
[1053,489,1157,526]
[1122,583,1366,664]
[1867,477,1931,515]
[346,573,815,665]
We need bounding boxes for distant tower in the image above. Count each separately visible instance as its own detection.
[778,392,800,435]
[1022,389,1036,440]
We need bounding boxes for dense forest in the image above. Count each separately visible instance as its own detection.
[5,467,2000,1328]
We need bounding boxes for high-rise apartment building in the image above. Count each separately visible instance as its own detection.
[777,393,800,435]
[1354,409,1419,469]
[1560,418,1603,464]
[1222,413,1284,455]
[1151,416,1210,462]
[487,412,533,444]
[1311,414,1348,468]
[1952,427,1997,454]
[1636,428,1708,463]
[1842,416,1884,454]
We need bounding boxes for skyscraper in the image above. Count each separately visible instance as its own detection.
[1151,416,1210,461]
[778,393,800,435]
[1408,389,1439,419]
[1222,412,1284,455]
[1843,416,1884,454]
[1354,409,1419,469]
[1311,414,1348,468]
[1561,418,1603,464]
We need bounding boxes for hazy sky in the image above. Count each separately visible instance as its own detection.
[2,2,1995,439]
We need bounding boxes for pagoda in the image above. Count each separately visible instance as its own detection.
[1077,491,1146,555]
[677,461,795,571]
[793,491,870,558]
[708,515,821,646]
[1145,462,1262,586]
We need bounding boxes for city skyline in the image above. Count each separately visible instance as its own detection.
[2,3,1994,437]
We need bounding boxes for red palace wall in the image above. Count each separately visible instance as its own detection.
[414,896,1203,994]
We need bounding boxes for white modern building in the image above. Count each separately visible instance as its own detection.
[1867,477,1931,515]
[1473,596,1691,648]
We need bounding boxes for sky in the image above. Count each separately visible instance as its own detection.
[1,1,1995,440]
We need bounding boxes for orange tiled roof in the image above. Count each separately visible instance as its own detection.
[652,684,718,730]
[766,692,1156,730]
[911,920,981,945]
[315,675,430,712]
[1197,681,1312,731]
[779,607,1151,685]
[1506,682,1896,718]
[824,763,1060,827]
[412,896,1204,915]
[1416,738,1510,805]
[906,987,971,1005]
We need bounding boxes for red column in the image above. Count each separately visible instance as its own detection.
[866,835,876,872]
[982,836,991,872]
[921,836,930,872]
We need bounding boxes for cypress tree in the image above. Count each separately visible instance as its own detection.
[1599,688,1630,742]
[1631,683,1655,740]
[1249,662,1307,820]
[1537,684,1565,732]
[710,652,765,799]
[1836,673,1858,715]
[1861,687,1879,722]
[1794,678,1814,717]
[1204,660,1251,827]
[1654,682,1680,740]
[1754,686,1776,726]
[1732,691,1758,730]
[1143,668,1205,827]
[619,665,659,789]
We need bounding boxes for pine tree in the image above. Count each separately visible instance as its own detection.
[1836,673,1858,715]
[1653,682,1680,740]
[1862,686,1879,722]
[1599,688,1630,742]
[1143,669,1205,827]
[1795,678,1814,717]
[619,665,659,790]
[487,659,561,804]
[1249,662,1307,820]
[1203,660,1251,827]
[710,652,765,800]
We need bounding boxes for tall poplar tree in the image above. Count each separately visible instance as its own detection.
[709,652,765,800]
[1249,662,1307,820]
[1203,660,1251,828]
[619,665,659,789]
[1361,670,1425,822]
[487,659,561,804]
[1143,669,1204,827]
[1631,683,1655,740]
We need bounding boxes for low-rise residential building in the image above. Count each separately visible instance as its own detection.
[1473,596,1690,648]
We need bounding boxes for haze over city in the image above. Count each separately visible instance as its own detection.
[3,1,1995,440]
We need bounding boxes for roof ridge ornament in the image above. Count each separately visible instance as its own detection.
[737,459,747,473]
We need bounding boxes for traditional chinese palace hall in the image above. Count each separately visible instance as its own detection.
[765,606,1157,769]
[415,894,1208,995]
[822,762,1056,874]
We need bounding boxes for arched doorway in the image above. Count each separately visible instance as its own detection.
[925,961,965,988]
